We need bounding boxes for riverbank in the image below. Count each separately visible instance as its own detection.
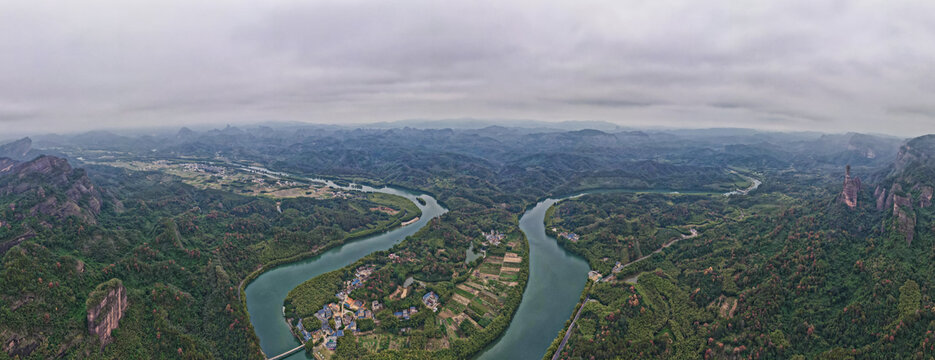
[243,175,447,359]
[538,178,762,359]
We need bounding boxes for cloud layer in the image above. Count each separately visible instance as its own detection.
[2,0,934,135]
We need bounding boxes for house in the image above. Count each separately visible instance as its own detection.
[316,306,333,321]
[328,303,342,315]
[325,336,337,350]
[482,230,506,245]
[409,306,418,314]
[422,291,440,311]
[588,270,603,282]
[344,296,360,310]
[372,301,383,311]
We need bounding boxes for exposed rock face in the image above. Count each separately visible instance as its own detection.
[841,165,861,208]
[919,186,933,208]
[0,137,32,160]
[0,156,102,224]
[875,185,887,211]
[87,279,128,346]
[893,195,916,245]
[2,333,39,358]
[0,158,14,173]
[885,183,902,211]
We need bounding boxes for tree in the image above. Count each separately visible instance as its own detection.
[459,319,476,337]
[334,335,368,359]
[357,318,375,332]
[898,279,921,320]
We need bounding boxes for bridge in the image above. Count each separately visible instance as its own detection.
[267,344,305,360]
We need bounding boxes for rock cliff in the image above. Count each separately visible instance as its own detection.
[86,279,128,346]
[0,155,102,224]
[841,165,861,208]
[893,195,916,245]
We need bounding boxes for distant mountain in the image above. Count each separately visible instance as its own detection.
[0,155,102,224]
[365,118,625,132]
[176,127,196,140]
[0,137,32,160]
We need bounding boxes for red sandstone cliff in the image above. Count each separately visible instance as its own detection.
[841,165,861,209]
[86,279,128,346]
[0,155,102,224]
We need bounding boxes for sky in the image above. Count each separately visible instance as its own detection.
[1,0,935,136]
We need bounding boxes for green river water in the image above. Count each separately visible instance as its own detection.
[245,179,755,359]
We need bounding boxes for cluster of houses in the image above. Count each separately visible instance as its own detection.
[393,306,419,320]
[292,266,444,352]
[387,252,414,263]
[482,230,506,246]
[295,266,378,350]
[588,270,603,282]
[180,162,226,174]
[557,231,580,242]
[392,291,442,320]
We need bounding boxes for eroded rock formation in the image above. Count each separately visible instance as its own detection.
[874,185,887,211]
[893,195,916,245]
[841,165,861,208]
[87,279,128,346]
[0,155,102,224]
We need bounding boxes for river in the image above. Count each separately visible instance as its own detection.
[477,182,754,360]
[244,182,447,360]
[245,166,758,359]
[474,197,591,360]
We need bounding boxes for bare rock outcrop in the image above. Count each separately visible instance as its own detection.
[919,186,933,208]
[0,155,102,224]
[841,165,861,208]
[893,195,916,245]
[86,279,128,346]
[875,185,887,211]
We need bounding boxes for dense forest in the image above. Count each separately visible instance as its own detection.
[0,155,419,359]
[0,125,918,359]
[546,135,935,359]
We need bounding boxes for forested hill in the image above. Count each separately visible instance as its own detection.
[547,133,935,360]
[0,155,422,359]
[25,127,903,209]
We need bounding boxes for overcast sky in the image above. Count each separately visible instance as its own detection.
[2,0,935,136]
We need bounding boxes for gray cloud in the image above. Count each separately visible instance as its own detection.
[1,0,935,136]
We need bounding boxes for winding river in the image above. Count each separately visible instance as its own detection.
[245,181,446,359]
[475,197,590,360]
[245,168,759,360]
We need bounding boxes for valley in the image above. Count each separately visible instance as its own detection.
[0,125,928,360]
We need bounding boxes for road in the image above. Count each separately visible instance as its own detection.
[551,297,592,360]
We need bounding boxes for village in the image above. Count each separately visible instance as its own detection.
[293,263,441,354]
[83,158,361,200]
[287,228,523,357]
